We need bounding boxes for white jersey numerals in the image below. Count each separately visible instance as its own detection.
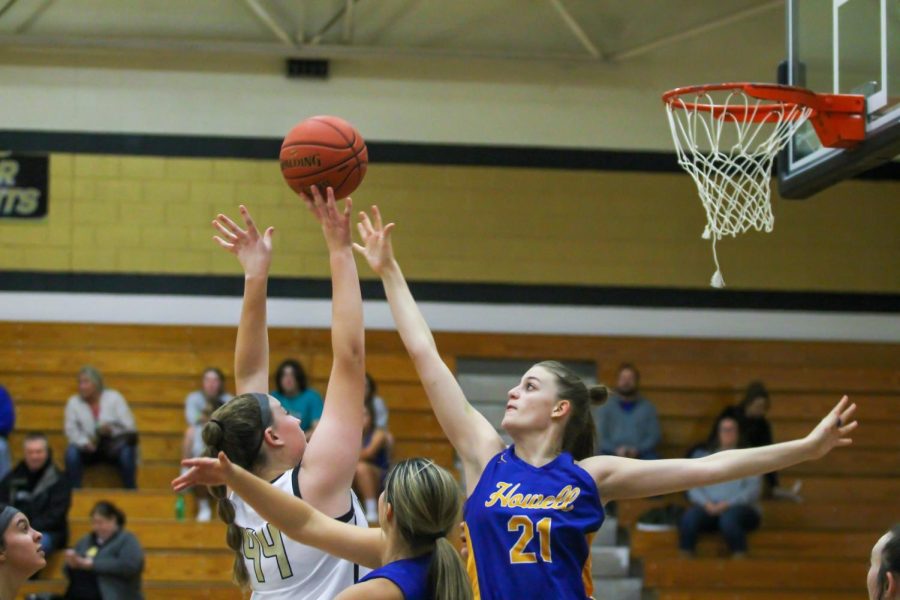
[243,523,294,583]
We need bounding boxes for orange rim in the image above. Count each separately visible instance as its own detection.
[662,82,867,146]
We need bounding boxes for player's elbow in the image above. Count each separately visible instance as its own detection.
[695,455,728,485]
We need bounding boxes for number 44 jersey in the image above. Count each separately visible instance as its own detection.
[231,465,370,599]
[463,446,605,600]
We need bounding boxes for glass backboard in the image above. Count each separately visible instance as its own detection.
[779,0,900,198]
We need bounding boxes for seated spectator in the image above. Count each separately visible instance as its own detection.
[595,363,661,459]
[64,501,144,600]
[719,381,784,496]
[365,373,389,429]
[64,367,139,490]
[0,503,47,596]
[679,415,761,558]
[271,359,323,438]
[0,386,14,480]
[868,524,900,600]
[181,368,232,522]
[0,432,71,555]
[354,396,389,523]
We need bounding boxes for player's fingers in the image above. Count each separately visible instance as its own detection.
[216,214,244,237]
[831,395,849,416]
[352,242,366,255]
[324,189,340,222]
[342,196,353,217]
[356,221,369,241]
[239,205,259,238]
[838,420,858,436]
[838,402,857,423]
[359,211,375,236]
[213,236,235,251]
[310,184,324,205]
[372,204,384,231]
[213,220,238,240]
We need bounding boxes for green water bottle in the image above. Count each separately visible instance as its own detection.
[174,494,186,521]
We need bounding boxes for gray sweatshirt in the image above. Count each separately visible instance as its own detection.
[686,448,762,513]
[68,529,144,600]
[594,394,661,455]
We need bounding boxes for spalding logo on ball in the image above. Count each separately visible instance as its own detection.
[279,116,368,199]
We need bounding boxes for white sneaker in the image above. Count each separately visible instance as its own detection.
[196,500,212,523]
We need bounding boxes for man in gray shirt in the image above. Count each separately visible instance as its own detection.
[594,363,661,459]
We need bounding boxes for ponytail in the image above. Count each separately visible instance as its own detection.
[429,537,473,600]
[384,459,472,600]
[538,361,607,460]
[201,396,270,589]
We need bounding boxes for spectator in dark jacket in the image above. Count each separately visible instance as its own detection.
[0,386,15,480]
[64,501,144,600]
[0,432,71,554]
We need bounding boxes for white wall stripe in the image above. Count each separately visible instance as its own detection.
[0,292,897,342]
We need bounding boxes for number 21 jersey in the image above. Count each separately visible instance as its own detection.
[463,446,605,600]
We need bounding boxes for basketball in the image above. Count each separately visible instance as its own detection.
[279,116,368,199]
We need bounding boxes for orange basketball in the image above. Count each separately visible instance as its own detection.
[279,116,368,199]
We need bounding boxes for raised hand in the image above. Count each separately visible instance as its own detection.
[171,451,235,492]
[212,205,274,278]
[805,395,857,459]
[300,186,352,253]
[353,205,396,275]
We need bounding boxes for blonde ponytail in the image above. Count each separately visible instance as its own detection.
[429,537,473,600]
[384,459,472,600]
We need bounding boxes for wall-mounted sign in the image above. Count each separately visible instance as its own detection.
[0,154,48,219]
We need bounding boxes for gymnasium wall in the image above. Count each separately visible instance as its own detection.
[1,28,898,326]
[0,152,898,294]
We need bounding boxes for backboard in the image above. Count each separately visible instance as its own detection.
[779,0,900,198]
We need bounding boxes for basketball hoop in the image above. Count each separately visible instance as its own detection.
[662,83,866,287]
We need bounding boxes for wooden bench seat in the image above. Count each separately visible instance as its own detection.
[631,529,880,559]
[644,557,865,590]
[618,496,899,530]
[19,580,242,600]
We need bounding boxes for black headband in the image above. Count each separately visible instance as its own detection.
[251,393,273,455]
[0,505,19,535]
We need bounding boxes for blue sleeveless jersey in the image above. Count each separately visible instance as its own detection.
[463,446,604,600]
[359,553,431,600]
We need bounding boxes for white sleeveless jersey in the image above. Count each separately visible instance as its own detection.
[230,465,370,599]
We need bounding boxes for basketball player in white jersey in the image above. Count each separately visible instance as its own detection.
[174,186,368,598]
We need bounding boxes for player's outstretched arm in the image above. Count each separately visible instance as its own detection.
[297,187,367,515]
[212,206,273,395]
[354,207,504,493]
[174,452,383,570]
[582,395,857,502]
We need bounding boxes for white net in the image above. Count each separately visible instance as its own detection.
[665,88,813,287]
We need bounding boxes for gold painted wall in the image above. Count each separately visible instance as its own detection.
[1,153,898,292]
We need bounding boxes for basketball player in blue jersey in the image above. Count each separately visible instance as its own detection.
[173,187,369,599]
[353,206,859,600]
[177,452,472,600]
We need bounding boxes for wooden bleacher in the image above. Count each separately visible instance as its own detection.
[2,322,897,599]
